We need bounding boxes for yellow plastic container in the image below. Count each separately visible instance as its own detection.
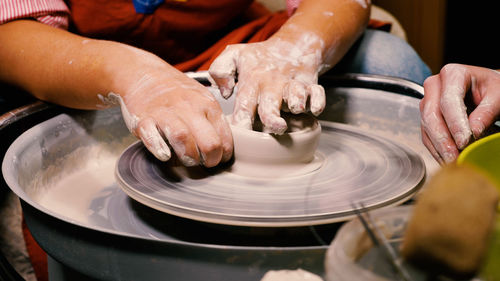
[457,132,500,189]
[457,132,500,281]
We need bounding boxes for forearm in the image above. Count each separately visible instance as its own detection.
[273,0,370,72]
[0,20,232,167]
[0,20,177,109]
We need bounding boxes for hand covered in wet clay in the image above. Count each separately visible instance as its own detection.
[420,64,500,164]
[209,37,326,134]
[209,0,370,134]
[0,4,367,165]
[109,67,233,168]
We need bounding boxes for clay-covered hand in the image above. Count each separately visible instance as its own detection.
[0,20,233,167]
[420,64,500,164]
[208,37,326,134]
[109,69,233,168]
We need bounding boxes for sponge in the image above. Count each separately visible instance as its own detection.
[401,163,499,279]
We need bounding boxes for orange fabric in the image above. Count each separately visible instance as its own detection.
[66,0,257,66]
[176,11,289,71]
[66,0,390,72]
[367,18,392,33]
[22,216,48,281]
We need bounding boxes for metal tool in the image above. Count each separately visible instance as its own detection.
[351,202,414,281]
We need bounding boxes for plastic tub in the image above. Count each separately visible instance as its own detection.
[324,205,425,281]
[457,132,500,189]
[457,133,500,280]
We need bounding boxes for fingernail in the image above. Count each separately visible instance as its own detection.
[221,151,233,162]
[199,152,207,166]
[455,130,473,150]
[309,85,325,116]
[222,87,232,99]
[143,142,170,161]
[311,104,324,116]
[263,119,287,135]
[470,118,486,140]
[139,128,171,161]
[180,155,197,167]
[441,151,457,164]
[289,103,305,114]
[157,149,172,161]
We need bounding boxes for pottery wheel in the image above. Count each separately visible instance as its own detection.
[116,121,425,227]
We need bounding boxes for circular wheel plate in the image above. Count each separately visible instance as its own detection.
[116,121,425,227]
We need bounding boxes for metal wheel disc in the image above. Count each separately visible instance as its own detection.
[116,121,425,227]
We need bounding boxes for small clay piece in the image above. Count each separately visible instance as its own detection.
[401,163,499,279]
[260,269,323,281]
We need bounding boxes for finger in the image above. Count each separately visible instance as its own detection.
[421,109,459,164]
[469,95,499,139]
[308,84,326,116]
[114,93,140,136]
[208,45,240,99]
[184,112,223,168]
[420,75,460,163]
[206,111,234,163]
[292,70,324,116]
[156,110,200,167]
[257,79,287,134]
[421,127,444,165]
[283,80,307,114]
[136,118,172,162]
[439,64,473,149]
[232,80,258,130]
[468,68,500,139]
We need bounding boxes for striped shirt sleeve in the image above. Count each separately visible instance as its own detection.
[0,0,70,29]
[286,0,302,16]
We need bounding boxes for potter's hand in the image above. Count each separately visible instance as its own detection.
[209,38,326,134]
[112,70,233,168]
[0,20,233,167]
[420,64,500,164]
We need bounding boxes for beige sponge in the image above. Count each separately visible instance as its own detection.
[401,164,499,278]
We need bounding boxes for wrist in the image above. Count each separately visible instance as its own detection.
[267,28,325,72]
[104,43,169,102]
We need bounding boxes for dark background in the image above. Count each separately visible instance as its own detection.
[373,0,499,74]
[444,2,499,70]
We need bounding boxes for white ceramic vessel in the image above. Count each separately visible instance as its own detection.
[228,113,323,178]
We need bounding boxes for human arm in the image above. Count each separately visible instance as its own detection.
[420,63,500,164]
[0,20,233,167]
[209,0,370,133]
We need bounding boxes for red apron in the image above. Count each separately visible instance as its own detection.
[66,0,288,71]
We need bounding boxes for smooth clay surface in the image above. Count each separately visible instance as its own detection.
[228,113,323,178]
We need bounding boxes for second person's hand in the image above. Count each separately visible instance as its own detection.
[420,64,500,164]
